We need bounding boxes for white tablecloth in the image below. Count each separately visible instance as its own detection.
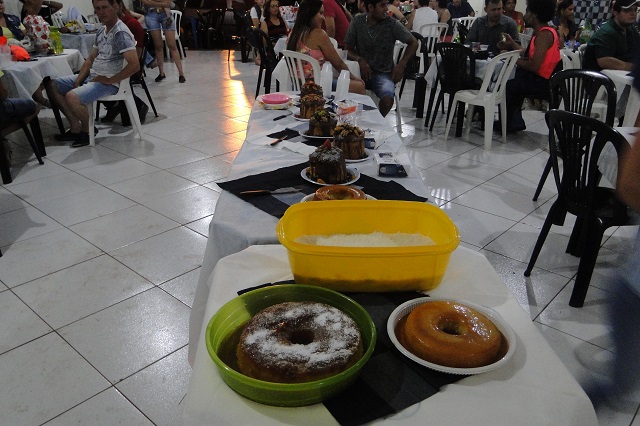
[188,92,424,364]
[601,69,640,127]
[60,33,96,58]
[0,49,84,98]
[182,244,598,426]
[598,126,638,186]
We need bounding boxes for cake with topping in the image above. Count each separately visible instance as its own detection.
[334,124,366,160]
[299,94,325,119]
[308,140,348,184]
[300,81,323,97]
[236,301,363,383]
[308,110,337,137]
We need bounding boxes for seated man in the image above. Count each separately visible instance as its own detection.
[344,0,418,116]
[467,0,520,55]
[583,0,640,71]
[49,0,139,147]
[0,74,38,127]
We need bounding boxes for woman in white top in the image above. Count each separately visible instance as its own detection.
[406,0,438,32]
[250,0,265,27]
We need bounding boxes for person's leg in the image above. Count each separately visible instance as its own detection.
[368,73,396,117]
[0,98,37,120]
[50,75,84,134]
[163,30,185,82]
[145,11,166,81]
[62,80,119,146]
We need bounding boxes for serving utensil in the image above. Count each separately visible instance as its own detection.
[270,133,293,146]
[239,187,302,196]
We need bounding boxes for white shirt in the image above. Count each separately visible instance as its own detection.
[413,6,439,35]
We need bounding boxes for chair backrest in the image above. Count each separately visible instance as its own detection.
[281,49,322,91]
[475,49,520,99]
[455,17,476,30]
[546,109,630,215]
[549,69,617,126]
[434,42,476,93]
[559,49,573,70]
[171,10,183,29]
[246,27,277,66]
[86,14,100,24]
[418,23,448,57]
[51,11,65,27]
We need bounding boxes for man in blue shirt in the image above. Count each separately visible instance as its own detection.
[447,0,475,19]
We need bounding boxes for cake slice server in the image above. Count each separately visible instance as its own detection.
[239,187,302,196]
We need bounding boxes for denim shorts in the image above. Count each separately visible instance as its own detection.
[366,72,396,100]
[0,98,37,121]
[54,74,119,105]
[145,9,176,31]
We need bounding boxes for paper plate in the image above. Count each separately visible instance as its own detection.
[345,151,371,163]
[387,297,516,375]
[301,167,360,186]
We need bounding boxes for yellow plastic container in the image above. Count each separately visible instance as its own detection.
[276,200,460,292]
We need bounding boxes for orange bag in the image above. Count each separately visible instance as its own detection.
[10,45,30,61]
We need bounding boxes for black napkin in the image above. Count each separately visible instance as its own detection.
[237,281,466,426]
[217,163,428,218]
[267,128,328,148]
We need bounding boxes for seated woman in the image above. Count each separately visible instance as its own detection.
[251,0,266,27]
[260,0,288,44]
[286,0,365,94]
[0,0,26,40]
[553,0,580,47]
[503,0,524,33]
[500,0,560,133]
[19,0,63,26]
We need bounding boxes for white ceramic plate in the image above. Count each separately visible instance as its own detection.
[292,108,310,122]
[387,297,517,375]
[299,130,333,140]
[345,151,371,163]
[257,94,292,110]
[300,167,360,186]
[300,193,376,202]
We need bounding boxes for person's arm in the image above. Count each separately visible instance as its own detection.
[515,29,551,72]
[388,4,406,21]
[92,49,140,85]
[141,0,172,9]
[617,135,640,212]
[497,31,522,52]
[597,56,633,71]
[325,15,336,38]
[43,1,63,14]
[391,33,418,83]
[317,29,364,83]
[259,19,269,42]
[346,44,371,80]
[441,9,450,24]
[405,9,416,31]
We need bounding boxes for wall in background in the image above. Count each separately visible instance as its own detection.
[3,0,135,21]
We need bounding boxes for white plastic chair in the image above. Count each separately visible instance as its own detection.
[163,10,186,59]
[444,49,520,149]
[519,33,532,50]
[452,16,476,40]
[88,77,143,146]
[417,23,448,73]
[86,14,100,24]
[281,50,322,91]
[51,11,65,28]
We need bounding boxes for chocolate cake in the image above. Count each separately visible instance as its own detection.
[308,140,348,184]
[300,81,323,97]
[308,110,337,137]
[299,94,325,119]
[333,124,366,160]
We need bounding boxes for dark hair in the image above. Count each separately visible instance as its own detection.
[286,0,323,50]
[557,0,573,13]
[418,0,429,7]
[484,0,501,7]
[526,0,556,22]
[263,0,281,20]
[363,0,382,10]
[437,0,447,8]
[93,0,117,5]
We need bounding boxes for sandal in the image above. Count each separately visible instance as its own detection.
[179,75,186,83]
[155,74,166,82]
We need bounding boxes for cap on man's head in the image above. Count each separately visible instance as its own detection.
[614,0,639,10]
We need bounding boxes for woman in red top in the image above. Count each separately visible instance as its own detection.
[499,0,560,132]
[260,0,288,44]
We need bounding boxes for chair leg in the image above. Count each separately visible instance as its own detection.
[444,98,457,141]
[95,101,102,121]
[395,93,402,129]
[0,138,12,184]
[429,91,444,131]
[21,122,44,165]
[264,67,273,95]
[415,76,426,118]
[569,223,606,307]
[398,76,406,100]
[123,95,144,141]
[88,102,96,146]
[29,116,46,157]
[139,80,159,117]
[483,106,494,150]
[499,101,507,144]
[255,65,264,98]
[524,202,560,276]
[533,157,552,201]
[424,86,437,127]
[464,104,474,138]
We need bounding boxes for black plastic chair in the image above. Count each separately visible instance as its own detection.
[524,110,634,307]
[246,27,278,98]
[425,42,477,131]
[0,113,45,184]
[227,11,253,62]
[398,32,424,114]
[532,69,617,201]
[130,31,159,118]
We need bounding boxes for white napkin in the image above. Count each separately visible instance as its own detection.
[245,125,286,146]
[276,141,316,156]
[370,130,394,149]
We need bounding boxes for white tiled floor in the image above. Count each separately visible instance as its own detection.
[1,49,639,425]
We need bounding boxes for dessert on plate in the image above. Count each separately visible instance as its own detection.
[299,94,325,119]
[308,109,337,137]
[308,140,348,184]
[333,124,366,160]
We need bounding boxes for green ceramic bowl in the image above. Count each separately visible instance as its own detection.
[205,284,376,407]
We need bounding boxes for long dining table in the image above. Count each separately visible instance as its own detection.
[0,48,84,98]
[184,90,597,425]
[601,69,640,127]
[60,32,97,58]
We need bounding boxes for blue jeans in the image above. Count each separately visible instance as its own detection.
[54,74,119,105]
[365,72,396,100]
[145,9,175,31]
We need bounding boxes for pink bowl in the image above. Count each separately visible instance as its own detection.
[262,93,291,105]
